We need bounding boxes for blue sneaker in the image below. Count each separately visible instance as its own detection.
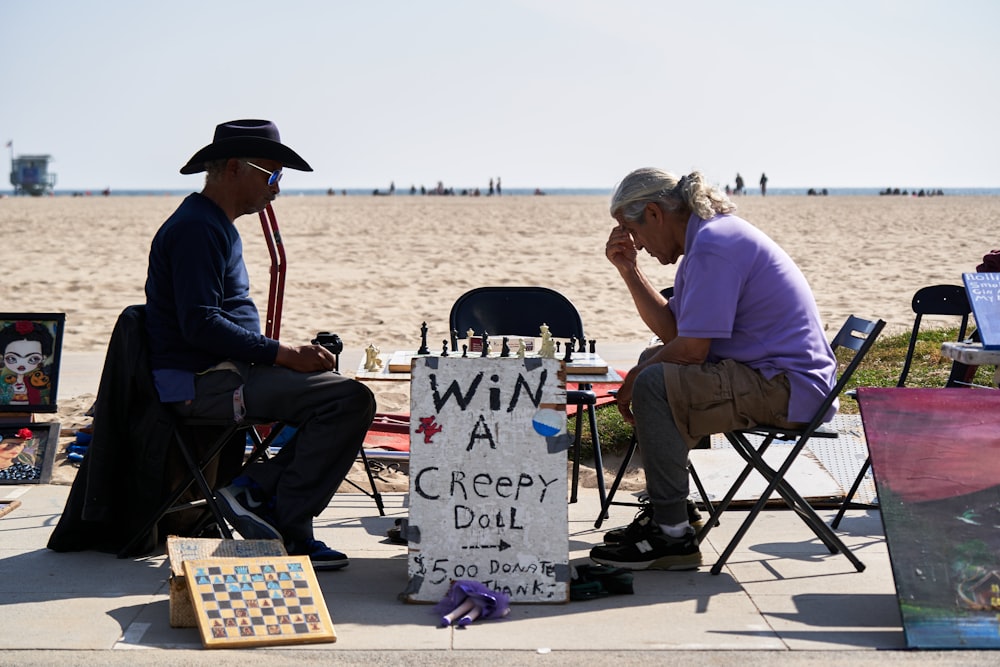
[287,538,349,571]
[216,483,281,541]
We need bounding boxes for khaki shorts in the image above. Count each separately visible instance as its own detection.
[662,358,803,448]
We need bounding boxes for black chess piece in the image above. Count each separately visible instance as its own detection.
[462,344,468,358]
[417,321,430,355]
[589,339,596,354]
[480,332,489,357]
[442,340,449,357]
[555,341,561,354]
[563,338,573,363]
[500,336,510,357]
[450,328,458,350]
[578,337,586,353]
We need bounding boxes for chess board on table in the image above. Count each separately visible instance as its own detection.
[385,349,609,375]
[183,556,336,648]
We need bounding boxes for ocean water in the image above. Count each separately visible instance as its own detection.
[29,186,1000,197]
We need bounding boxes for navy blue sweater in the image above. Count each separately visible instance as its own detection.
[144,193,279,400]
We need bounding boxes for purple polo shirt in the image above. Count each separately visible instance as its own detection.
[669,213,838,423]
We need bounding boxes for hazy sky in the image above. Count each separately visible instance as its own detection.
[3,0,998,192]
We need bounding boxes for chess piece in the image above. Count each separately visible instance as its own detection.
[480,332,489,357]
[451,328,459,350]
[442,339,449,357]
[462,344,468,358]
[539,323,555,359]
[517,338,526,358]
[563,338,573,363]
[417,321,430,355]
[364,343,383,372]
[578,337,586,353]
[589,339,596,354]
[500,336,510,357]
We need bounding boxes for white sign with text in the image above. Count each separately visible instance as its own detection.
[404,356,569,603]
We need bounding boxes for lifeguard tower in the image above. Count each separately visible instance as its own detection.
[10,154,56,196]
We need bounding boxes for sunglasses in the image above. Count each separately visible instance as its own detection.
[244,161,283,186]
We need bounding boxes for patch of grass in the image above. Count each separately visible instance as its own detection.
[570,326,993,460]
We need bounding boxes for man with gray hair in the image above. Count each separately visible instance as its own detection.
[590,167,836,571]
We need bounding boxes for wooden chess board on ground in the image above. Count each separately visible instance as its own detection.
[386,350,608,375]
[184,556,336,649]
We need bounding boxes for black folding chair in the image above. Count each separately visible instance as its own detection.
[831,285,970,529]
[448,286,606,507]
[698,315,885,575]
[116,307,384,558]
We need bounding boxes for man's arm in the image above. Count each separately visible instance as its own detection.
[606,225,677,342]
[615,335,711,425]
[275,342,338,372]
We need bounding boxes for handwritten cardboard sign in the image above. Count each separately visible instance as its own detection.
[963,272,1000,349]
[404,356,569,603]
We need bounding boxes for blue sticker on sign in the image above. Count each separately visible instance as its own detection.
[532,408,565,437]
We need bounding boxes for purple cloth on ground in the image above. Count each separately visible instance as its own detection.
[433,580,511,626]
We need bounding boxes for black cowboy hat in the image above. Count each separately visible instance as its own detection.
[179,119,313,174]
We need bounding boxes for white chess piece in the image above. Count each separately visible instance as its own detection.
[364,343,383,371]
[517,338,526,358]
[539,324,555,359]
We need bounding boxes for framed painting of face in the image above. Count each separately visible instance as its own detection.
[0,313,65,413]
[0,422,60,484]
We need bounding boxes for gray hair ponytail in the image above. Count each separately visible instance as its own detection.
[610,168,736,223]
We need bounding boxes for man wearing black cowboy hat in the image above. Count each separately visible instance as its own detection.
[143,119,376,570]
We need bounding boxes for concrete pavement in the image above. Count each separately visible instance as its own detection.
[2,349,995,663]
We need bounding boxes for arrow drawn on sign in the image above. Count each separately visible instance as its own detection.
[461,539,511,552]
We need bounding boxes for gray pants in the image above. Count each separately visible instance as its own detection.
[175,362,376,543]
[631,362,692,526]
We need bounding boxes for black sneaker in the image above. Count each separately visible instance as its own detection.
[287,538,349,571]
[603,499,703,544]
[590,515,702,571]
[216,483,281,541]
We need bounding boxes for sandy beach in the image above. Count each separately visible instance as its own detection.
[6,193,998,354]
[3,193,998,489]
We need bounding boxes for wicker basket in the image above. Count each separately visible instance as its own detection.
[167,536,287,627]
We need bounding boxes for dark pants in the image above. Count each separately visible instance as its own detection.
[175,362,376,543]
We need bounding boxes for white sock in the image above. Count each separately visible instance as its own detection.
[658,521,690,538]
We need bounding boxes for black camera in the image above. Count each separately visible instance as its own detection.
[312,331,344,355]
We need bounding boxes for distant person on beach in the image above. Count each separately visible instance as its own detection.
[591,167,836,571]
[734,173,744,195]
[759,172,768,196]
[496,177,502,196]
[142,119,375,569]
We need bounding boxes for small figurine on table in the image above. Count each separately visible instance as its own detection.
[364,343,383,372]
[539,323,556,359]
[500,336,510,357]
[417,322,430,355]
[517,338,526,358]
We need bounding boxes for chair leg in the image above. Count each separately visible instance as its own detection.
[338,449,387,516]
[710,433,865,575]
[594,433,638,528]
[569,408,585,503]
[359,448,385,516]
[118,426,237,558]
[831,456,871,529]
[587,403,608,513]
[688,460,717,528]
